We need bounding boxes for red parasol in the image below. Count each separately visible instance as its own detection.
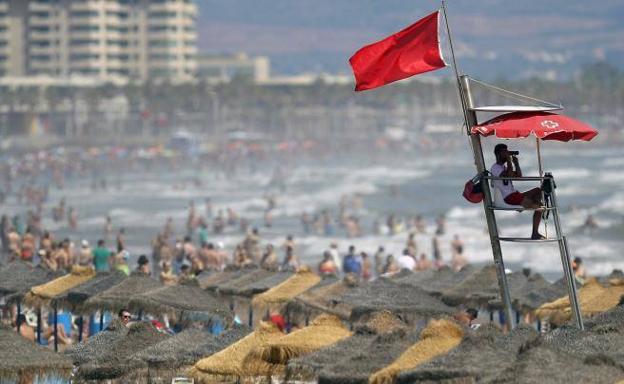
[471,112,598,142]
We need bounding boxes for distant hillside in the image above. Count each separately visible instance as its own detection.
[195,0,624,79]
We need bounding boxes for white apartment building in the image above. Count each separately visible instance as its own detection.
[0,0,197,82]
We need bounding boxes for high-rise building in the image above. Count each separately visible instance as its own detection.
[0,0,197,82]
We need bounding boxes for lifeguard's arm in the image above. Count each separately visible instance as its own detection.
[512,156,522,177]
[498,157,515,177]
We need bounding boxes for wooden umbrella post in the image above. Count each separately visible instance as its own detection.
[36,308,42,344]
[16,300,21,334]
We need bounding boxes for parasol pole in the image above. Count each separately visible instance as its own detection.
[536,138,543,177]
[442,1,515,331]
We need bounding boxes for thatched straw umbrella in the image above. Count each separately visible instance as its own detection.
[536,278,624,326]
[368,318,465,384]
[0,261,62,298]
[21,265,96,351]
[200,265,258,291]
[252,268,321,310]
[239,271,294,297]
[127,282,232,325]
[539,303,624,365]
[127,324,252,377]
[287,311,416,383]
[284,276,358,323]
[217,270,294,327]
[395,265,477,297]
[51,270,127,313]
[493,336,624,383]
[76,321,170,381]
[190,321,284,383]
[440,264,499,306]
[397,324,539,383]
[507,272,566,312]
[65,318,129,365]
[216,269,278,297]
[0,327,73,381]
[23,265,96,308]
[242,314,352,377]
[82,273,162,313]
[336,278,455,324]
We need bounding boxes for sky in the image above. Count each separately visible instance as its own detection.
[194,0,624,79]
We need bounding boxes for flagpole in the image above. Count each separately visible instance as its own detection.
[441,1,516,331]
[440,1,471,135]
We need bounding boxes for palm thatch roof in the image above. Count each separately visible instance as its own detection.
[200,265,259,291]
[493,337,624,383]
[284,276,358,321]
[369,318,465,384]
[129,324,252,371]
[286,311,416,384]
[220,270,295,298]
[23,265,96,307]
[395,264,477,297]
[508,272,566,311]
[240,271,295,297]
[397,324,539,383]
[189,321,284,383]
[0,327,73,380]
[539,302,624,366]
[335,278,455,324]
[441,264,500,306]
[0,261,62,301]
[252,268,321,309]
[51,270,127,313]
[535,278,624,325]
[243,314,352,377]
[215,269,277,296]
[82,273,162,313]
[76,321,170,380]
[127,283,232,324]
[65,318,129,365]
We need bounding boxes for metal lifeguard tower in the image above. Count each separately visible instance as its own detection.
[441,4,598,331]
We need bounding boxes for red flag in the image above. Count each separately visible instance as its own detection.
[349,11,446,91]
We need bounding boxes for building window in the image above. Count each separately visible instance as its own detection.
[70,25,100,32]
[70,53,100,61]
[70,39,99,46]
[71,11,99,18]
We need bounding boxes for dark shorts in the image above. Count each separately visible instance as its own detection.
[504,191,524,206]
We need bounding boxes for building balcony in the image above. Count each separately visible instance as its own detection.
[28,2,54,12]
[29,45,55,55]
[70,61,103,70]
[69,45,102,54]
[69,2,101,12]
[183,31,198,41]
[104,60,129,69]
[29,31,57,40]
[30,60,59,69]
[147,17,194,27]
[29,16,58,26]
[69,31,103,40]
[148,2,191,13]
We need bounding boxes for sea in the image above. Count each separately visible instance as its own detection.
[3,140,623,281]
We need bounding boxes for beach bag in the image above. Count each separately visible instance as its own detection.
[463,174,484,203]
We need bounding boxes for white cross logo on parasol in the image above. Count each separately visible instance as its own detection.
[541,120,559,129]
